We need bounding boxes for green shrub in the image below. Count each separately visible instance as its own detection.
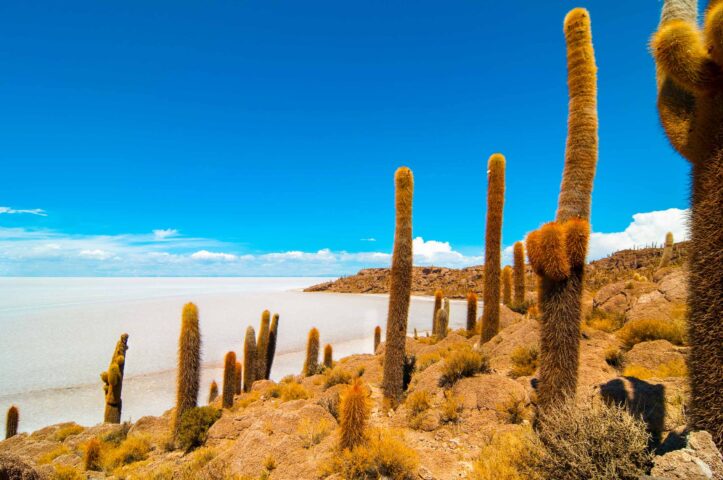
[439,347,490,387]
[177,406,222,451]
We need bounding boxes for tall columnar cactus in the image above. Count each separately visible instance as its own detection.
[265,313,279,380]
[243,326,257,393]
[481,154,506,343]
[374,326,381,353]
[5,406,18,439]
[255,310,271,382]
[466,292,478,332]
[513,242,526,306]
[101,333,129,424]
[382,167,414,404]
[208,380,219,404]
[222,351,236,409]
[323,344,333,369]
[339,378,370,451]
[432,290,443,335]
[525,8,597,411]
[443,297,450,320]
[174,303,201,437]
[435,308,449,340]
[303,327,320,376]
[234,361,242,395]
[658,232,674,269]
[502,266,513,306]
[652,0,723,446]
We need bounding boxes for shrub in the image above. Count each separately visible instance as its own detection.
[495,396,530,425]
[54,424,84,442]
[101,421,130,446]
[623,358,687,380]
[177,406,222,451]
[280,381,310,401]
[440,391,462,424]
[471,428,540,480]
[604,347,624,370]
[528,399,653,480]
[51,465,83,480]
[509,345,539,378]
[405,390,431,429]
[617,317,686,349]
[439,347,490,387]
[84,438,102,471]
[416,352,441,372]
[297,417,333,448]
[236,390,261,409]
[38,445,70,464]
[324,366,352,389]
[318,391,341,420]
[178,447,217,480]
[323,428,419,480]
[103,435,151,470]
[586,308,625,333]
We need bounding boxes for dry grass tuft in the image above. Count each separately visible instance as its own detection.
[604,347,625,370]
[471,428,540,480]
[623,358,688,379]
[51,465,84,480]
[438,346,490,387]
[405,390,432,429]
[269,381,310,402]
[586,308,625,333]
[324,366,352,389]
[102,435,151,471]
[617,317,686,349]
[440,391,462,424]
[297,417,333,448]
[54,424,84,442]
[496,396,530,425]
[509,345,539,378]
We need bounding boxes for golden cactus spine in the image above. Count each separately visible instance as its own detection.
[234,361,242,395]
[432,290,443,335]
[243,326,257,393]
[174,303,201,437]
[525,8,597,411]
[255,310,271,382]
[222,351,236,408]
[658,232,674,269]
[652,0,723,447]
[265,313,279,380]
[324,344,333,369]
[101,333,129,424]
[466,292,478,332]
[5,406,18,439]
[374,325,381,353]
[382,167,414,404]
[339,378,370,451]
[435,308,448,340]
[208,380,219,404]
[502,265,513,306]
[481,153,506,342]
[513,241,526,305]
[303,327,320,376]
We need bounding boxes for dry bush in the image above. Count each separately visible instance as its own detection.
[38,445,70,464]
[322,428,419,480]
[623,358,687,380]
[324,366,352,389]
[269,381,310,401]
[177,447,217,480]
[529,399,653,480]
[177,406,221,451]
[416,352,441,372]
[235,390,261,409]
[496,396,530,425]
[102,435,151,471]
[586,308,625,333]
[604,347,624,370]
[297,417,333,448]
[51,465,83,480]
[440,391,462,424]
[438,346,490,387]
[471,428,541,480]
[617,317,686,349]
[54,424,84,442]
[405,390,432,429]
[83,438,102,471]
[509,345,539,378]
[101,421,130,446]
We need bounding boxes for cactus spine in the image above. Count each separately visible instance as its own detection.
[435,308,449,340]
[502,266,513,306]
[208,380,219,404]
[303,327,320,376]
[652,0,723,447]
[374,325,381,353]
[235,361,242,395]
[658,232,674,269]
[265,313,279,380]
[243,326,257,393]
[5,406,18,439]
[432,290,443,335]
[255,310,271,382]
[513,242,526,306]
[466,292,478,332]
[324,344,333,369]
[525,8,597,411]
[101,333,129,424]
[481,153,506,342]
[382,167,414,404]
[339,378,370,451]
[222,351,236,408]
[173,303,201,437]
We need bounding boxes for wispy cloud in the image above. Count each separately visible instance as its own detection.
[0,206,47,216]
[360,238,377,242]
[153,229,179,240]
[190,250,237,262]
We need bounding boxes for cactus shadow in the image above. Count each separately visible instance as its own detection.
[600,377,666,448]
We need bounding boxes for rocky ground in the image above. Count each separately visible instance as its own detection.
[2,248,722,480]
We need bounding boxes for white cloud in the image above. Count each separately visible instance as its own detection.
[360,238,377,242]
[0,206,47,216]
[190,250,237,262]
[412,237,481,267]
[79,249,113,260]
[153,229,179,240]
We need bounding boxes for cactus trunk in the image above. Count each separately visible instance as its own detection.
[101,333,129,424]
[243,326,257,393]
[5,406,18,439]
[265,314,279,380]
[481,154,506,342]
[374,325,381,353]
[466,292,478,332]
[502,266,513,306]
[255,310,271,382]
[303,328,320,376]
[513,242,526,306]
[339,378,370,451]
[222,351,236,408]
[173,304,201,438]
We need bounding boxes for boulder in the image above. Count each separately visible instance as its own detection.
[0,454,42,480]
[624,340,687,372]
[651,431,723,480]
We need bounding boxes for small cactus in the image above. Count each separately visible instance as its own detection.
[303,328,320,376]
[5,405,18,439]
[234,361,242,395]
[265,313,279,380]
[256,310,271,382]
[173,303,201,438]
[101,333,129,424]
[658,232,674,269]
[502,265,513,306]
[413,328,418,339]
[466,292,478,332]
[208,380,219,404]
[481,153,506,343]
[324,344,333,369]
[432,290,443,335]
[513,242,526,306]
[339,378,370,451]
[435,308,449,340]
[243,326,257,393]
[374,325,381,353]
[84,438,101,471]
[222,351,236,408]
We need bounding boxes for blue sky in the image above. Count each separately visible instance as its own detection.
[0,1,691,276]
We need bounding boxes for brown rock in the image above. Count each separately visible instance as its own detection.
[651,431,723,480]
[0,454,42,480]
[625,340,687,372]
